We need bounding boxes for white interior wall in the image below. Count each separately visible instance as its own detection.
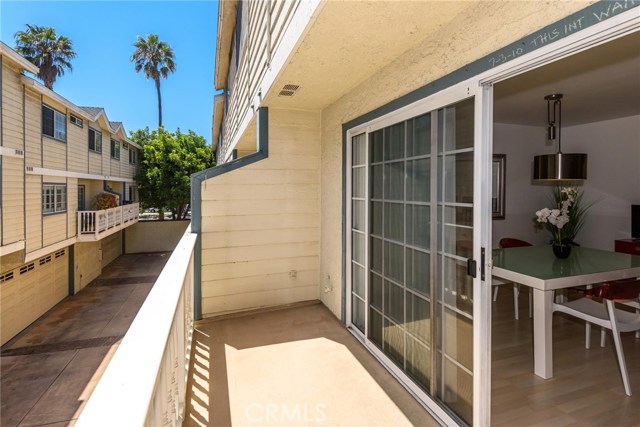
[492,115,640,250]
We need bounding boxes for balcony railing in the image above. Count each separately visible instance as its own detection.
[76,225,197,426]
[77,203,139,241]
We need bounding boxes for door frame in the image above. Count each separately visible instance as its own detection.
[344,7,640,426]
[345,80,484,427]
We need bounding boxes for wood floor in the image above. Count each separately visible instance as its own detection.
[491,286,640,427]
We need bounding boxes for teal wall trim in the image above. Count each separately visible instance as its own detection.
[339,1,638,323]
[190,107,269,320]
[68,245,75,296]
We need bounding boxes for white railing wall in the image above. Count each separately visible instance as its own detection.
[76,226,197,427]
[77,203,139,238]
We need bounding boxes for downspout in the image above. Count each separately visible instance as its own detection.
[190,107,268,320]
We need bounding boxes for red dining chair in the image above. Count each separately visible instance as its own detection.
[554,277,640,396]
[495,238,533,320]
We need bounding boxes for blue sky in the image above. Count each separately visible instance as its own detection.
[1,0,218,144]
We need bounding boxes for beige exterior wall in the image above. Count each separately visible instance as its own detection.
[101,231,122,269]
[75,241,101,292]
[200,108,320,316]
[0,247,68,345]
[125,220,189,254]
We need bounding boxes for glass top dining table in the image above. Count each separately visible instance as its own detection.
[491,245,640,379]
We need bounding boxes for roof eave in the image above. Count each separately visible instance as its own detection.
[212,93,225,150]
[213,0,238,90]
[0,41,39,75]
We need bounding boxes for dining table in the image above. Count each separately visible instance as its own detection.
[491,245,640,379]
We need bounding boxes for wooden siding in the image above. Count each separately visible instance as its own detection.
[25,175,42,253]
[0,247,68,345]
[1,156,24,245]
[67,115,88,173]
[219,0,300,161]
[67,178,77,238]
[1,62,24,151]
[24,88,41,166]
[200,109,320,316]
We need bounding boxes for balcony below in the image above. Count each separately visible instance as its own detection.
[77,203,139,241]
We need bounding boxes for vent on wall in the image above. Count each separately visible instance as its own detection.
[278,84,300,97]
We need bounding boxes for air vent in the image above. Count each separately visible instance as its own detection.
[20,263,35,274]
[0,272,14,283]
[39,255,52,265]
[55,249,65,258]
[278,84,300,97]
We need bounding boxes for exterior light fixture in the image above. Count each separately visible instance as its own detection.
[533,93,587,181]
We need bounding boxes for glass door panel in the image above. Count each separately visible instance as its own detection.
[349,98,474,425]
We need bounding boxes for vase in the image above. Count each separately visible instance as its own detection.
[552,244,571,259]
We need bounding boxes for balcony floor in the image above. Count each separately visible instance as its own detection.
[184,301,440,427]
[0,252,170,427]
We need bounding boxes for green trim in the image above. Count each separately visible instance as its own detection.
[339,1,639,323]
[190,107,269,320]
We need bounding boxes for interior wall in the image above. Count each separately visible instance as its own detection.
[492,115,640,250]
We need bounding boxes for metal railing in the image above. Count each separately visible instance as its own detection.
[76,226,197,426]
[77,203,139,239]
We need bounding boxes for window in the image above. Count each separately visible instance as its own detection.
[42,104,66,141]
[42,184,67,214]
[70,114,83,128]
[128,186,135,202]
[89,128,102,153]
[129,148,137,165]
[111,139,120,160]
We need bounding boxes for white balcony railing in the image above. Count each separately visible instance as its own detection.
[77,203,139,240]
[76,226,197,426]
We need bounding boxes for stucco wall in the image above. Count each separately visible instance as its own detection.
[318,1,594,317]
[200,108,321,317]
[124,220,190,254]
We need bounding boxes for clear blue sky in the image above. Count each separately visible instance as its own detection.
[0,0,218,144]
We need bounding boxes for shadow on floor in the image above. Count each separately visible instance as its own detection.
[183,301,440,427]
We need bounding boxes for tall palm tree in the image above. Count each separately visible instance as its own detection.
[130,34,176,127]
[14,25,76,90]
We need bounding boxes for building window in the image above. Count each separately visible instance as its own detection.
[111,139,120,160]
[89,128,102,153]
[70,114,83,128]
[42,184,67,214]
[129,148,137,165]
[42,104,66,141]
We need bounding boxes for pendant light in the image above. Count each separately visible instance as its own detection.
[533,94,587,181]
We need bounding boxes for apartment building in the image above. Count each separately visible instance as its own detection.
[0,42,140,346]
[195,2,640,425]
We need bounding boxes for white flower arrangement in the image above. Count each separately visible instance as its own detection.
[535,187,590,246]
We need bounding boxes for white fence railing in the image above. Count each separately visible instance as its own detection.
[78,203,139,239]
[76,226,197,426]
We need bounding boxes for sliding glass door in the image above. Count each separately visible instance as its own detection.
[348,96,476,425]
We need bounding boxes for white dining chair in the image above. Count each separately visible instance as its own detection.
[553,278,640,396]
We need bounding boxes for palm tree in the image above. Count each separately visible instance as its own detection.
[130,34,176,127]
[14,25,76,90]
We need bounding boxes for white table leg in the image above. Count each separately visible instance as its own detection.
[533,288,555,379]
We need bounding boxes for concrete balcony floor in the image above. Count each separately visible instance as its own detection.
[0,252,170,427]
[184,301,440,427]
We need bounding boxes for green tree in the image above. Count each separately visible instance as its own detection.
[131,127,213,220]
[14,24,76,90]
[130,34,176,127]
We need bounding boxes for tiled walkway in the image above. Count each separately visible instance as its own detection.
[0,252,170,427]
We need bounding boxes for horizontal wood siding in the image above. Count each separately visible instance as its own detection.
[25,175,42,253]
[1,156,24,245]
[201,109,320,316]
[89,151,102,175]
[68,116,88,173]
[67,178,77,238]
[24,88,41,167]
[43,209,67,247]
[1,63,24,150]
[42,137,66,170]
[219,0,300,161]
